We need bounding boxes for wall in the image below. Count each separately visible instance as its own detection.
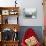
[44,16,46,26]
[18,0,44,26]
[0,0,44,26]
[0,0,15,7]
[43,0,46,26]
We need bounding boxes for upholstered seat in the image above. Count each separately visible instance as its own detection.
[21,28,41,46]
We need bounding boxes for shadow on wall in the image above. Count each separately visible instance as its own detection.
[18,26,43,44]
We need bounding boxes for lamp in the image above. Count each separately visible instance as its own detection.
[15,0,17,7]
[14,28,17,32]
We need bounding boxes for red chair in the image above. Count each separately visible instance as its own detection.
[21,28,41,46]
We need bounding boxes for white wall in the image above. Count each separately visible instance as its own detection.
[0,0,44,26]
[18,0,44,26]
[0,0,15,7]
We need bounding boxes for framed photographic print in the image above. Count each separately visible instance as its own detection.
[2,10,9,15]
[9,9,18,15]
[8,16,18,24]
[2,28,13,41]
[24,8,37,19]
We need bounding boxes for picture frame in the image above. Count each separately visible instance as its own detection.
[8,15,18,24]
[9,10,18,15]
[2,10,9,15]
[24,8,37,19]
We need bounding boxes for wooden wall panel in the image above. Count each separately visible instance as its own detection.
[43,0,46,17]
[0,24,20,32]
